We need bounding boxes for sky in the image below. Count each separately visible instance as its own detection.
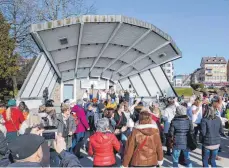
[91,0,229,75]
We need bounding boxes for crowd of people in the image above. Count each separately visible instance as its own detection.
[0,89,228,167]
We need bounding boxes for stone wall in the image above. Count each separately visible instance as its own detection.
[50,82,61,105]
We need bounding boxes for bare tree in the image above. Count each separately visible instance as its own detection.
[0,0,96,93]
[0,0,39,57]
[36,0,96,21]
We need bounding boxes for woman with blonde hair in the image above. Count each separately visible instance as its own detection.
[122,111,163,167]
[2,99,25,141]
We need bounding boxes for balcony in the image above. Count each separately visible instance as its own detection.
[206,67,212,70]
[206,73,213,76]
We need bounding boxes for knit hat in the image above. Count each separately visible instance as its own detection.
[96,118,109,132]
[176,105,187,116]
[7,99,16,107]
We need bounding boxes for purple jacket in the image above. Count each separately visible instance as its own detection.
[71,105,89,133]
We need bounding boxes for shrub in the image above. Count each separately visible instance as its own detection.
[191,83,204,90]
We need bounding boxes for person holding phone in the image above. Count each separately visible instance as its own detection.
[6,134,82,167]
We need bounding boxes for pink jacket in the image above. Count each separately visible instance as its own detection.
[71,105,89,133]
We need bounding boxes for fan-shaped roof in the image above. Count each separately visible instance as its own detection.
[31,15,181,82]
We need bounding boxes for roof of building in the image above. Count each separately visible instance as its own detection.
[30,15,181,82]
[201,57,227,64]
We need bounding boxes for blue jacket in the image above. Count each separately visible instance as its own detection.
[169,115,194,150]
[201,116,224,146]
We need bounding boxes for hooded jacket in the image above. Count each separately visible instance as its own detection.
[88,132,120,166]
[71,105,89,133]
[122,124,163,167]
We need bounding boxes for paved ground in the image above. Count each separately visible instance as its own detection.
[79,136,229,167]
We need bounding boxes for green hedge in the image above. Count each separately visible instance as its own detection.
[175,88,193,97]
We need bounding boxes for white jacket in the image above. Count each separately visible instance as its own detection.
[162,105,176,133]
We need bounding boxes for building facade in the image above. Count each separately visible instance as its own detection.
[190,68,202,84]
[162,62,174,83]
[174,74,190,86]
[200,57,227,86]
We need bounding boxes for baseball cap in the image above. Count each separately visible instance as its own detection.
[8,134,45,160]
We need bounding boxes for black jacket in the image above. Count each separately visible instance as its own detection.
[201,116,224,146]
[0,131,7,157]
[7,151,82,167]
[114,112,127,130]
[168,115,194,150]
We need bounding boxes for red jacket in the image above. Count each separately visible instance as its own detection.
[88,132,120,166]
[2,107,25,132]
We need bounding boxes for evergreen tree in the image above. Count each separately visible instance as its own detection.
[0,12,19,99]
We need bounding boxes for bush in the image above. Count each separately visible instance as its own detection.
[191,83,204,90]
[200,88,207,93]
[214,88,219,93]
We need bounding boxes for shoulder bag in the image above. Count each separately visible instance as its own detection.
[133,136,148,157]
[187,121,197,150]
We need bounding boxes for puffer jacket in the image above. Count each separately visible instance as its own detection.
[168,115,193,150]
[88,132,120,166]
[122,123,163,167]
[201,116,224,146]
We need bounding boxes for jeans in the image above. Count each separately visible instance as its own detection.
[6,132,17,142]
[202,147,218,167]
[172,149,192,167]
[71,132,85,156]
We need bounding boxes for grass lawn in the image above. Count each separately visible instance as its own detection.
[175,87,193,97]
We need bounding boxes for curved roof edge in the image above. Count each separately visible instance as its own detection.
[31,15,182,57]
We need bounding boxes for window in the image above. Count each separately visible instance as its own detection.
[63,84,74,100]
[167,70,171,73]
[167,64,171,67]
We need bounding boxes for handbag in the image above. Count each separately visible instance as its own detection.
[187,132,197,151]
[225,121,229,129]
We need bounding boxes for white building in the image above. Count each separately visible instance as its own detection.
[162,62,174,83]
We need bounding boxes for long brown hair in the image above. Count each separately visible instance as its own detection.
[139,111,152,125]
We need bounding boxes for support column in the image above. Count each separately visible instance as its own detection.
[60,80,64,103]
[106,80,110,90]
[74,78,77,102]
